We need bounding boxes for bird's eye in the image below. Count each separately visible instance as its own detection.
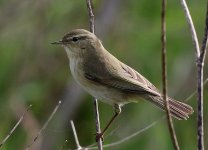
[72,37,79,42]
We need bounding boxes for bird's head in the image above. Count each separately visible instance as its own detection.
[52,29,101,57]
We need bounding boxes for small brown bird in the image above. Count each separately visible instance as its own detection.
[52,29,193,140]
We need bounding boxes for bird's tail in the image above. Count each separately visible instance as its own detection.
[144,95,194,120]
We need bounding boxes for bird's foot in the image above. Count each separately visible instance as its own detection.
[95,132,104,142]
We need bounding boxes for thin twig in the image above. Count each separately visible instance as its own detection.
[93,99,103,150]
[200,1,208,64]
[179,0,200,58]
[87,117,165,149]
[86,0,103,150]
[87,126,120,148]
[70,120,82,150]
[161,0,180,149]
[26,101,61,150]
[197,44,205,150]
[0,105,32,148]
[180,0,208,149]
[86,0,95,34]
[197,1,208,149]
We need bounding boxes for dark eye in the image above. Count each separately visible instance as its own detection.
[72,37,79,42]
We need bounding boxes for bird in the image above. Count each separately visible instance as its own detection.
[52,29,193,141]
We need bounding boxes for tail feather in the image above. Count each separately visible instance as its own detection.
[145,96,194,120]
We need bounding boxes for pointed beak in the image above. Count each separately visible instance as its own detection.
[51,40,64,45]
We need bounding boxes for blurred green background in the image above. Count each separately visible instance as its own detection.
[0,0,208,149]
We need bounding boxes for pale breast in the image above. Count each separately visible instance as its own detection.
[69,58,129,105]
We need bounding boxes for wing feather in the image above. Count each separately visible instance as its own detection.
[84,61,160,97]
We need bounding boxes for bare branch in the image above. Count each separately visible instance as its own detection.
[26,101,61,150]
[179,0,200,58]
[197,1,208,149]
[93,98,103,150]
[180,0,208,149]
[161,0,180,149]
[86,0,95,34]
[0,105,32,148]
[86,0,103,150]
[86,126,120,148]
[200,1,208,64]
[70,120,82,150]
[87,117,164,149]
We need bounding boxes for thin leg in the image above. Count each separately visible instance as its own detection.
[96,104,121,142]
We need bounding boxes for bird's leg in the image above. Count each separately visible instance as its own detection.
[96,104,121,142]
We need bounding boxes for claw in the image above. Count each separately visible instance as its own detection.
[95,132,104,142]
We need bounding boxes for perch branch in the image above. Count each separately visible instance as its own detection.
[86,0,103,150]
[87,117,164,149]
[86,0,95,34]
[93,98,103,150]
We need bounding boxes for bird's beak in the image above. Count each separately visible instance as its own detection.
[51,40,64,45]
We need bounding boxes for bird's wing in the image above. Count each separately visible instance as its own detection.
[116,62,161,96]
[84,60,160,97]
[120,62,160,93]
